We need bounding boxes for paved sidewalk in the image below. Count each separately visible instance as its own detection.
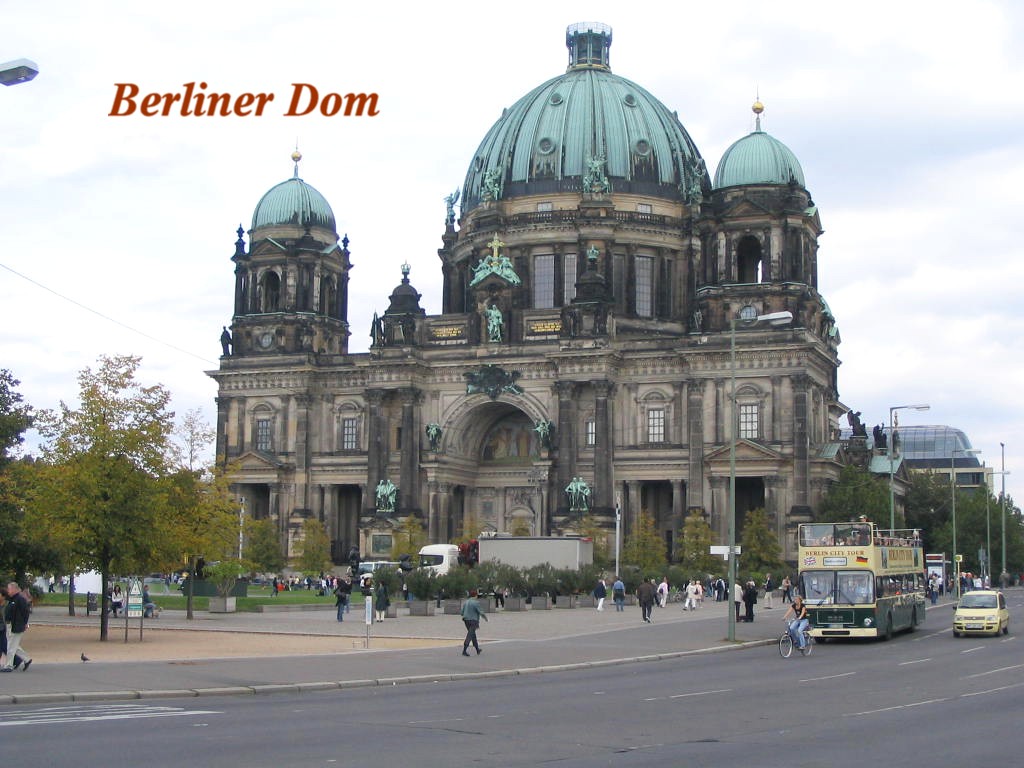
[1,597,782,705]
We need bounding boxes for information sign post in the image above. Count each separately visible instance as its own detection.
[126,578,144,642]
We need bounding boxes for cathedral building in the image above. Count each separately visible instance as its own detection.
[210,22,852,564]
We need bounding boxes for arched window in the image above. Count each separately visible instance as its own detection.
[259,270,281,312]
[320,275,336,317]
[251,404,276,453]
[737,236,762,284]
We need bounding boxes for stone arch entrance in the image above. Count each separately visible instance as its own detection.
[436,396,552,536]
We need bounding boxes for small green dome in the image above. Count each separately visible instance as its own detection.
[251,152,336,231]
[462,23,708,213]
[714,113,805,189]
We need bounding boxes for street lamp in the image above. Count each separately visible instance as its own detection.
[0,59,39,86]
[728,310,793,642]
[951,445,981,597]
[887,404,929,530]
[1001,443,1008,583]
[614,496,622,579]
[238,497,247,560]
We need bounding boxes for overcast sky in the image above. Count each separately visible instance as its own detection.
[2,1,1022,506]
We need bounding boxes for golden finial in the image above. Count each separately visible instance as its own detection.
[291,145,302,178]
[752,100,764,115]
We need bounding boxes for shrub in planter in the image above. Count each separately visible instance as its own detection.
[436,565,477,600]
[403,568,437,602]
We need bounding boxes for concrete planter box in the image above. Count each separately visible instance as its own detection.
[553,594,577,609]
[529,595,551,610]
[408,600,435,616]
[385,604,398,619]
[208,596,236,613]
[504,596,529,612]
[576,595,596,608]
[443,599,463,615]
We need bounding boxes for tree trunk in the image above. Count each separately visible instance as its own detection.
[99,564,110,641]
[68,573,76,616]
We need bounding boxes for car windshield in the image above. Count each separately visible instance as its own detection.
[960,594,997,609]
[419,554,444,567]
[799,570,874,605]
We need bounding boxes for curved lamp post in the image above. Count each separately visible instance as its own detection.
[887,404,929,529]
[728,310,793,642]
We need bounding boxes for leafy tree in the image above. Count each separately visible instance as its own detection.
[246,517,285,574]
[678,511,720,575]
[172,408,216,472]
[0,371,37,581]
[817,464,890,524]
[622,511,666,571]
[739,507,785,579]
[31,355,177,640]
[295,517,331,574]
[904,471,953,540]
[390,515,427,561]
[578,512,611,568]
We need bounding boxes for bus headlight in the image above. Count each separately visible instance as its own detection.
[863,618,874,627]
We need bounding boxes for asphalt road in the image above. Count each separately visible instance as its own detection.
[7,604,1022,768]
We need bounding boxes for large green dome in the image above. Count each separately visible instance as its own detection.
[714,110,805,189]
[461,23,709,213]
[251,153,336,232]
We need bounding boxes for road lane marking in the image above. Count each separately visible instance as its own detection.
[800,671,856,683]
[960,682,1024,698]
[669,689,731,699]
[0,704,220,727]
[964,664,1024,679]
[960,646,984,654]
[846,697,950,717]
[408,717,465,724]
[898,658,931,666]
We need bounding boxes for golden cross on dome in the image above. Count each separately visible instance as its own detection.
[487,235,505,262]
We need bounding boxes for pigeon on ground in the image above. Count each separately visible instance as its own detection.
[81,653,90,662]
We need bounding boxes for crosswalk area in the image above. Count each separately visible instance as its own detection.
[0,703,221,726]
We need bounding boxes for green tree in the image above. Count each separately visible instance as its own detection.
[622,511,666,571]
[391,515,427,561]
[246,517,285,574]
[295,518,331,574]
[32,355,177,640]
[739,507,785,578]
[904,471,952,543]
[678,511,720,575]
[817,464,890,524]
[0,370,40,582]
[172,408,216,473]
[578,512,611,568]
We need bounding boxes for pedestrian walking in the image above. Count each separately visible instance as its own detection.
[612,577,626,611]
[733,580,743,622]
[763,573,774,609]
[637,578,656,623]
[657,577,669,609]
[1,582,32,672]
[594,578,607,611]
[781,575,792,604]
[460,589,487,655]
[684,579,699,611]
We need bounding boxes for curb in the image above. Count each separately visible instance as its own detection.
[5,637,774,706]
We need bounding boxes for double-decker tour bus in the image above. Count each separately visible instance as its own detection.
[798,521,927,640]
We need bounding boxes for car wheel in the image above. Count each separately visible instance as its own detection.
[953,629,960,638]
[1002,621,1009,636]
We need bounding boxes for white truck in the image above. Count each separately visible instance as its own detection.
[418,536,593,574]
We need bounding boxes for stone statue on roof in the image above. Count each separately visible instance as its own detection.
[444,187,460,225]
[470,236,522,287]
[582,155,609,195]
[482,168,502,202]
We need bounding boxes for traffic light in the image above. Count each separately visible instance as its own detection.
[348,547,361,573]
[469,539,479,566]
[399,554,413,572]
[457,541,471,566]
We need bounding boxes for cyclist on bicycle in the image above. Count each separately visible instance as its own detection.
[783,594,809,650]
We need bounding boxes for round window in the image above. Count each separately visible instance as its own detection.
[538,138,555,154]
[739,305,757,321]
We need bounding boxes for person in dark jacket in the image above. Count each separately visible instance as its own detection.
[742,580,758,623]
[637,578,657,623]
[334,577,352,622]
[593,578,607,611]
[373,578,389,623]
[1,582,32,672]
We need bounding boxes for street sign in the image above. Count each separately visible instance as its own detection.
[710,545,741,560]
[126,579,143,618]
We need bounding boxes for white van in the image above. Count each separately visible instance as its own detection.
[418,544,460,575]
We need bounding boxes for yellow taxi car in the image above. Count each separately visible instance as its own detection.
[952,590,1009,637]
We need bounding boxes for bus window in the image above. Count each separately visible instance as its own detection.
[801,524,836,547]
[836,572,873,604]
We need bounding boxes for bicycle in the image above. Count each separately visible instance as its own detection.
[779,621,813,658]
